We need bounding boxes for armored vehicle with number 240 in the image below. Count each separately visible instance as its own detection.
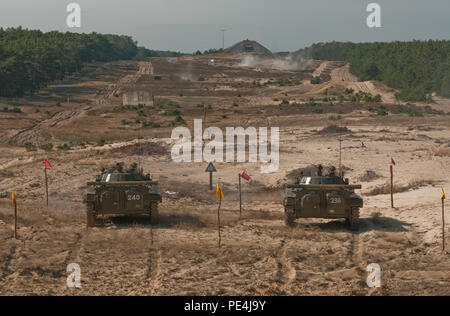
[83,163,162,227]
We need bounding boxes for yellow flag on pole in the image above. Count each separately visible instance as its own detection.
[12,192,16,204]
[441,187,446,200]
[216,184,224,199]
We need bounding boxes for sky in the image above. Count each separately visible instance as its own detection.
[0,0,449,53]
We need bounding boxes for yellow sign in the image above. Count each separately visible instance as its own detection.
[216,185,224,199]
[441,187,446,201]
[12,192,16,204]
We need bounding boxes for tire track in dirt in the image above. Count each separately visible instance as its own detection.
[350,232,379,296]
[106,61,153,98]
[0,225,40,294]
[330,64,397,104]
[276,239,297,295]
[59,229,88,293]
[147,247,163,296]
[311,61,346,82]
[63,231,84,271]
[312,61,330,78]
[145,225,163,296]
[1,107,92,145]
[256,238,297,295]
[0,243,17,275]
[3,61,153,145]
[0,243,17,294]
[351,232,363,269]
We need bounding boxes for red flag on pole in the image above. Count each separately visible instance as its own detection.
[45,160,52,168]
[391,158,396,166]
[241,172,250,181]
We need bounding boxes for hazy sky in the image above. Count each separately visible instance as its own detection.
[1,0,449,52]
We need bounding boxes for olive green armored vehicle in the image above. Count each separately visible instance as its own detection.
[83,163,162,227]
[282,165,363,230]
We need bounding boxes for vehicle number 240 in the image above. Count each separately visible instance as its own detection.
[127,194,141,201]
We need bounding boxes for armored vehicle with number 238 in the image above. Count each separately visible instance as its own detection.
[83,163,162,227]
[282,166,363,230]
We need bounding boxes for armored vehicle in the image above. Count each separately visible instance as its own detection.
[83,163,162,227]
[282,166,363,230]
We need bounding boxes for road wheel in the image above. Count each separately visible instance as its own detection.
[150,202,159,225]
[349,207,360,231]
[86,204,96,228]
[284,208,295,227]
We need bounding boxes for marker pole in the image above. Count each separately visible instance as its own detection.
[14,201,17,239]
[210,172,213,191]
[45,167,49,206]
[239,174,242,217]
[442,199,446,252]
[390,165,394,209]
[218,196,222,248]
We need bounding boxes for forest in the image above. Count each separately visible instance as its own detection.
[0,28,140,97]
[295,40,450,101]
[134,47,187,60]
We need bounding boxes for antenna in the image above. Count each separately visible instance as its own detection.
[138,119,142,173]
[220,29,227,50]
[339,136,342,173]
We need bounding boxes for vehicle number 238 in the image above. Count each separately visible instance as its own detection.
[127,194,142,201]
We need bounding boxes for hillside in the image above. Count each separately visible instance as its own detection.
[294,41,450,102]
[0,28,185,97]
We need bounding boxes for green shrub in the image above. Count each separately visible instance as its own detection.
[40,143,54,152]
[24,142,37,152]
[142,121,161,128]
[96,139,106,147]
[329,115,342,121]
[168,102,180,108]
[376,109,388,116]
[345,88,354,95]
[162,109,181,116]
[57,143,71,150]
[311,76,321,84]
[1,106,22,113]
[175,115,186,124]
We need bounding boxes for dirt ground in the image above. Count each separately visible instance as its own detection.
[0,55,449,296]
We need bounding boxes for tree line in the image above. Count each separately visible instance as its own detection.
[0,28,179,97]
[295,40,450,101]
[134,47,187,60]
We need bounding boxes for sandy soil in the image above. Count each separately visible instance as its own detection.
[0,55,449,296]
